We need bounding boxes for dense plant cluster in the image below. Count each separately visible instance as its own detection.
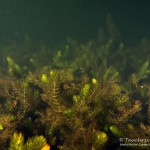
[0,16,150,150]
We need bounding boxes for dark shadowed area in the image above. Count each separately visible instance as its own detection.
[0,0,149,45]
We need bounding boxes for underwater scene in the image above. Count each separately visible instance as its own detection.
[0,1,150,150]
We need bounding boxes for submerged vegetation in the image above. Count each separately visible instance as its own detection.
[0,16,150,149]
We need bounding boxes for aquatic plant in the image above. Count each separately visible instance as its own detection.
[8,132,50,150]
[17,66,141,149]
[9,132,24,150]
[0,15,150,149]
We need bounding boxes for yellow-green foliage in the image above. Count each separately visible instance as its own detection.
[127,123,135,130]
[93,131,108,149]
[41,74,48,83]
[9,132,48,150]
[7,56,22,76]
[53,50,62,63]
[110,125,123,137]
[64,108,73,117]
[25,135,47,150]
[9,132,24,150]
[0,65,143,149]
[130,61,150,87]
[81,84,90,97]
[1,19,150,150]
[92,78,97,85]
[0,123,3,131]
[73,95,80,103]
[103,67,120,82]
[73,83,91,103]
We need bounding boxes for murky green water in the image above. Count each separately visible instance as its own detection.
[0,1,150,150]
[0,1,149,44]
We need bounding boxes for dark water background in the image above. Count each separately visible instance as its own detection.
[0,0,150,45]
